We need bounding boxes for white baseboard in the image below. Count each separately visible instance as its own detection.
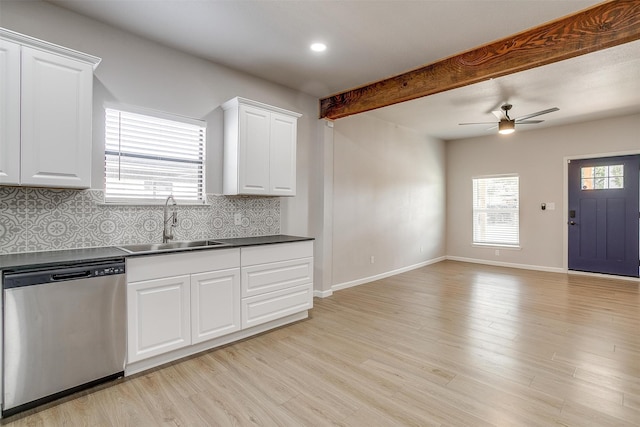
[319,256,637,300]
[445,256,565,274]
[313,288,333,298]
[331,256,446,293]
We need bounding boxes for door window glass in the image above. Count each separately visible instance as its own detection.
[581,165,623,190]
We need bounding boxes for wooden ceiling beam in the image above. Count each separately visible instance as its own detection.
[320,0,640,120]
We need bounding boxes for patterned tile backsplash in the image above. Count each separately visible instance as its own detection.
[0,188,280,255]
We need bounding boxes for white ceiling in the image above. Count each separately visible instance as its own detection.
[47,0,640,140]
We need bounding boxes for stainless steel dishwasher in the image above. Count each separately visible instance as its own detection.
[2,259,126,417]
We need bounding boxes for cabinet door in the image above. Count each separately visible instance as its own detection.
[238,104,270,195]
[191,268,241,344]
[127,275,191,363]
[20,46,93,188]
[269,112,297,196]
[0,39,20,185]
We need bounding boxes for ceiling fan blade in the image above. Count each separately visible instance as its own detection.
[487,125,498,131]
[491,110,505,120]
[516,120,544,124]
[459,122,497,126]
[515,107,559,121]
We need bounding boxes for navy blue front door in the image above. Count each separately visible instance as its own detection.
[568,155,639,277]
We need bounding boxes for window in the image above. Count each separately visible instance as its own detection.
[472,175,519,247]
[105,107,206,203]
[581,164,624,190]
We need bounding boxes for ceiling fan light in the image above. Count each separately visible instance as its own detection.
[310,42,327,52]
[498,120,515,135]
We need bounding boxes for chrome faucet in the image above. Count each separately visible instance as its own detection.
[163,195,178,243]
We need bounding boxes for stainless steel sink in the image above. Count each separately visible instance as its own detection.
[118,240,228,254]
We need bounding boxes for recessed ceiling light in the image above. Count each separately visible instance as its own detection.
[310,42,327,52]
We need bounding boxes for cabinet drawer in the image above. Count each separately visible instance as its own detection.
[241,241,313,266]
[241,283,312,329]
[127,248,240,282]
[242,257,312,298]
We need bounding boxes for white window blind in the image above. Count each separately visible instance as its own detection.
[472,175,519,246]
[105,107,206,203]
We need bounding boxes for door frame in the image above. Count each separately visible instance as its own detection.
[563,149,640,275]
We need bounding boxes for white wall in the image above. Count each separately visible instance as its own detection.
[331,114,446,287]
[446,113,640,271]
[0,0,319,236]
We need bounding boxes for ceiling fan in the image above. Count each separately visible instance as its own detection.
[459,104,559,134]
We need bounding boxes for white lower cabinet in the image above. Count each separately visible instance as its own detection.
[191,268,241,344]
[126,249,240,364]
[242,283,313,329]
[127,275,191,363]
[125,241,313,372]
[240,241,313,329]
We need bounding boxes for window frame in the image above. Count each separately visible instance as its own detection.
[580,164,624,191]
[472,174,520,248]
[103,104,207,205]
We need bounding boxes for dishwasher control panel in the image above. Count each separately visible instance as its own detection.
[93,265,125,277]
[3,259,126,289]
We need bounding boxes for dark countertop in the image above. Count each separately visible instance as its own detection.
[0,235,314,272]
[213,235,314,247]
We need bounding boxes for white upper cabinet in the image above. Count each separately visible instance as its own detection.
[20,46,94,188]
[222,97,301,196]
[0,28,100,189]
[269,112,298,195]
[0,36,21,185]
[237,104,271,194]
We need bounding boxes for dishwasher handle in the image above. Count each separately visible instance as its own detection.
[51,270,92,281]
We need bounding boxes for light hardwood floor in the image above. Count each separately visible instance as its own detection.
[3,260,639,426]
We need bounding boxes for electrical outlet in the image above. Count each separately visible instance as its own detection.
[370,256,375,264]
[495,249,500,256]
[234,212,242,225]
[420,246,424,253]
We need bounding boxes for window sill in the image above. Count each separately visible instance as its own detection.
[472,244,521,251]
[99,201,210,207]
